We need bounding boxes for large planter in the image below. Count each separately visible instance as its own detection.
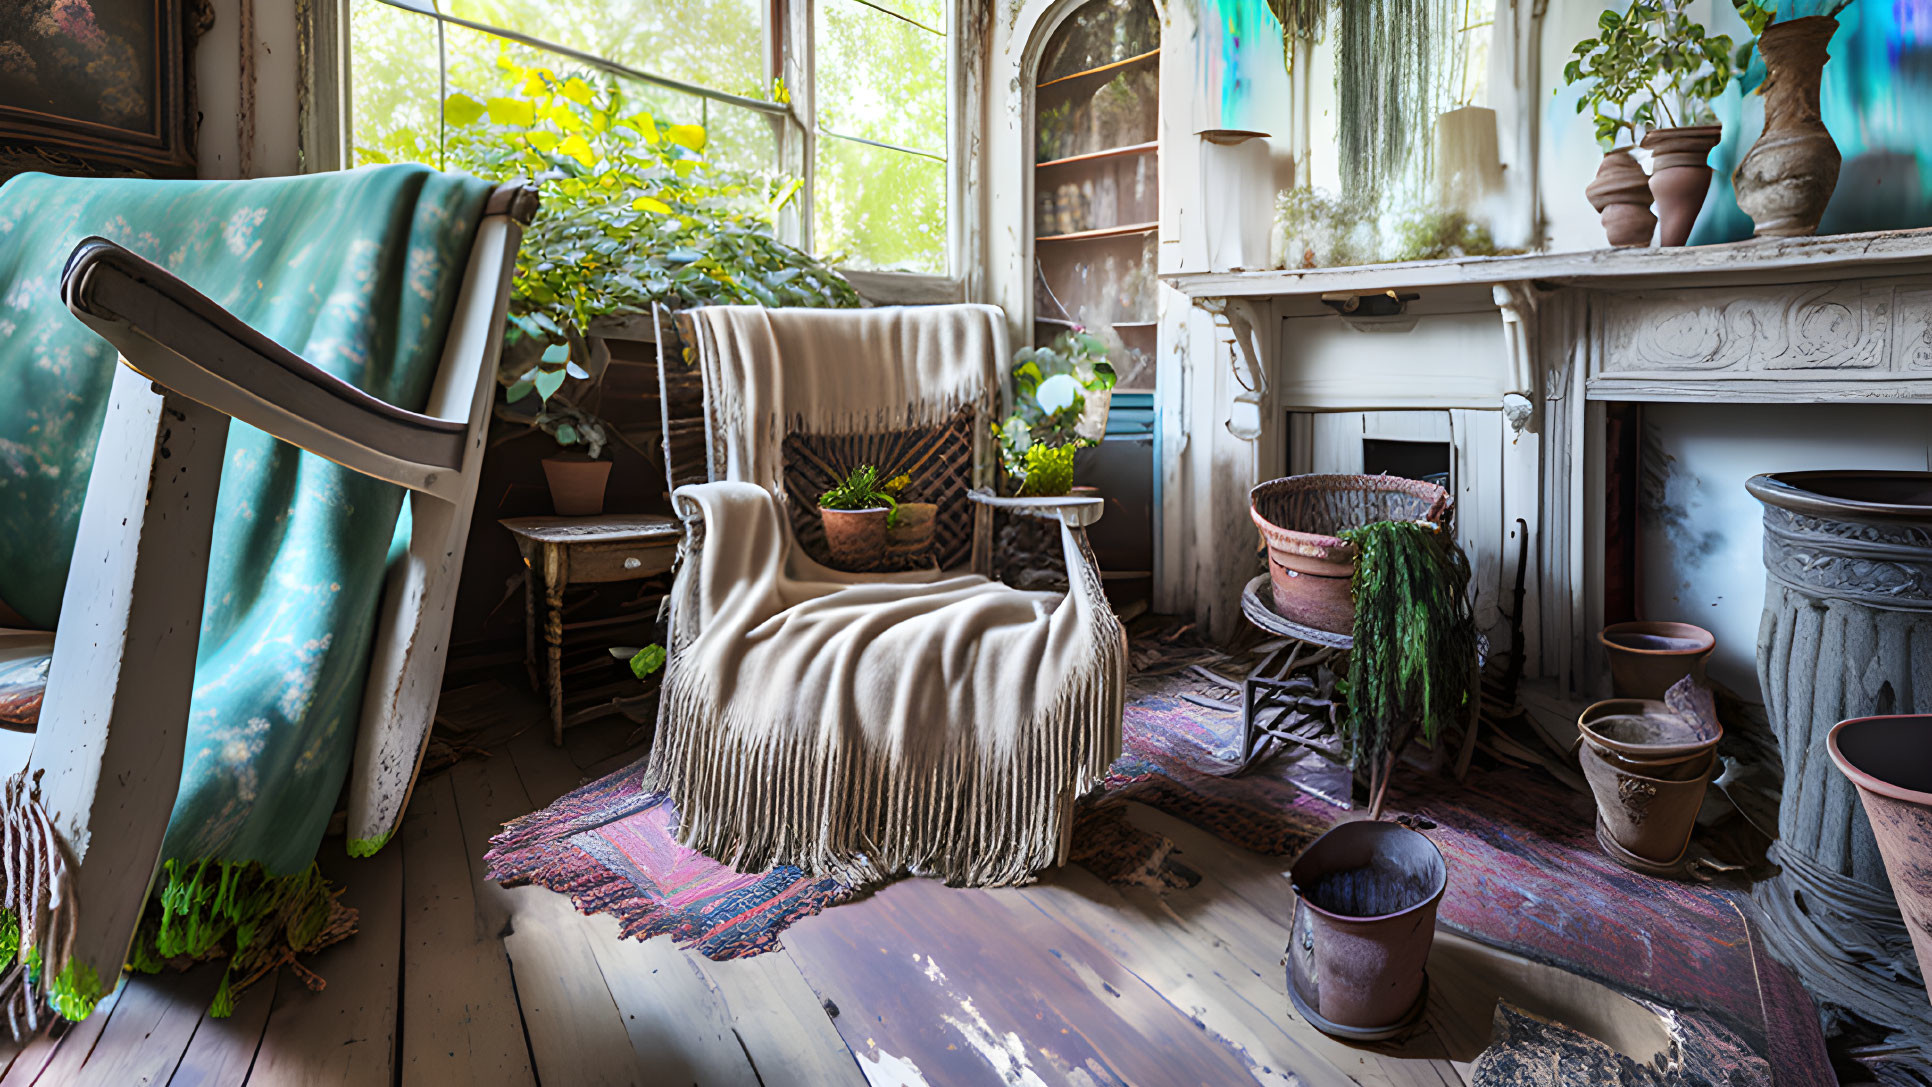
[819,506,890,570]
[542,456,611,516]
[1734,17,1841,238]
[1642,125,1722,247]
[1829,714,1932,1009]
[1249,474,1450,636]
[1286,821,1446,1039]
[1576,698,1721,874]
[1749,470,1932,1033]
[1585,147,1656,248]
[1598,621,1714,700]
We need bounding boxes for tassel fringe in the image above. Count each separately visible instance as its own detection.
[0,771,83,1039]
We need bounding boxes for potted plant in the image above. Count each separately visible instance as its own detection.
[1731,0,1851,237]
[817,465,902,570]
[994,330,1117,496]
[1634,2,1734,246]
[1566,7,1663,247]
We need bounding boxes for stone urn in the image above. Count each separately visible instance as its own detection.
[1641,125,1723,247]
[1585,148,1656,248]
[1828,714,1932,1009]
[1733,16,1841,237]
[1748,470,1932,1034]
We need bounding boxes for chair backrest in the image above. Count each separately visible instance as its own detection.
[664,304,1008,571]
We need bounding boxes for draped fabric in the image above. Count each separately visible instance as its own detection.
[0,165,492,875]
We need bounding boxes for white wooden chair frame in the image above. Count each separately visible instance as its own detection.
[25,181,535,1010]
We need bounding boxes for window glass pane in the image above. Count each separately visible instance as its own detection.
[814,139,945,274]
[443,0,767,98]
[350,2,442,167]
[1038,0,1159,83]
[816,0,945,156]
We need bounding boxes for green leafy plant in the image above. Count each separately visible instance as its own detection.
[1563,2,1735,149]
[819,465,902,527]
[441,51,861,452]
[992,330,1115,495]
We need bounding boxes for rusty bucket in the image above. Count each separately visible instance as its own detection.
[1286,820,1446,1040]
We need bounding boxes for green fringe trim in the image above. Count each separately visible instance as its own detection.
[46,956,104,1021]
[345,832,391,858]
[129,858,344,1018]
[0,907,18,968]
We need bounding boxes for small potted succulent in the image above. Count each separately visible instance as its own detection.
[994,330,1116,497]
[817,465,902,570]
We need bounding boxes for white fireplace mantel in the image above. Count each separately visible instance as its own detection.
[1154,226,1932,695]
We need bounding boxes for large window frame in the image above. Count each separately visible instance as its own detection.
[307,0,974,298]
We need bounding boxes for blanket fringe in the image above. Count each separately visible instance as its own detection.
[646,623,1125,888]
[0,771,84,1038]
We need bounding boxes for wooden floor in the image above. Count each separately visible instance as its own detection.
[0,714,1686,1087]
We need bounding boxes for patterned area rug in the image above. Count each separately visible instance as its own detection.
[484,661,1829,1082]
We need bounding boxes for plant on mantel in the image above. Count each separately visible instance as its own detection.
[437,53,862,463]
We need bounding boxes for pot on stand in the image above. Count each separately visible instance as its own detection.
[1585,147,1656,248]
[1734,16,1841,237]
[542,455,612,516]
[1642,125,1723,247]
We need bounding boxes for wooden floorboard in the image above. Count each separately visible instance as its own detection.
[399,770,534,1087]
[3,983,121,1087]
[246,840,403,1086]
[72,966,222,1087]
[167,971,277,1087]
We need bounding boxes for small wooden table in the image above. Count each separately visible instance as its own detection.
[500,514,682,743]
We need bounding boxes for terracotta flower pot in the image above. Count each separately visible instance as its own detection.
[1734,16,1841,238]
[1828,714,1932,1007]
[1580,743,1716,875]
[1642,125,1722,247]
[819,506,889,570]
[1249,474,1451,636]
[1286,821,1446,1039]
[1577,697,1723,774]
[541,456,612,516]
[1585,147,1656,248]
[885,502,937,565]
[1598,621,1714,700]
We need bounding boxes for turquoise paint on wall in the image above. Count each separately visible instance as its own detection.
[1193,0,1287,133]
[1693,2,1932,243]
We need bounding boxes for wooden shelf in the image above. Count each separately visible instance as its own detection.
[1036,221,1158,244]
[1035,141,1158,170]
[1039,48,1160,90]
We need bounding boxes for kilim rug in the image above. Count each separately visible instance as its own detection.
[484,652,1829,1082]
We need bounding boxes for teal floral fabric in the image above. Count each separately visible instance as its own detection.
[0,165,493,874]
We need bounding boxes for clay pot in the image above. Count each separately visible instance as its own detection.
[1286,821,1446,1039]
[541,456,612,516]
[1734,17,1841,238]
[1642,125,1723,247]
[885,502,937,565]
[1585,148,1656,248]
[1249,475,1451,636]
[1598,621,1714,700]
[1578,697,1723,774]
[819,506,889,570]
[1828,714,1932,1007]
[1580,743,1716,875]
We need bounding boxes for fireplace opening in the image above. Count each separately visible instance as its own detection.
[1362,439,1450,489]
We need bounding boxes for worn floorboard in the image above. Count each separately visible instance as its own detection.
[72,967,223,1087]
[167,972,278,1087]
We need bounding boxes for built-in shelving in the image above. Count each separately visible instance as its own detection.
[1037,48,1159,93]
[1036,221,1158,244]
[1035,141,1159,170]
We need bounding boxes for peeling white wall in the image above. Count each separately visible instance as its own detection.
[196,0,302,179]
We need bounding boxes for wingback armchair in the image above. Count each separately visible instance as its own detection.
[650,304,1126,887]
[0,166,530,1030]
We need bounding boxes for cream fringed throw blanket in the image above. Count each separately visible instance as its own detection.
[649,305,1126,886]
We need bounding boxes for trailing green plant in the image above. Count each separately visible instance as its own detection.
[819,465,902,527]
[1335,0,1456,195]
[992,330,1115,495]
[1387,207,1506,263]
[1563,2,1735,150]
[1338,520,1477,808]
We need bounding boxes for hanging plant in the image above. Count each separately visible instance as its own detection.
[1334,0,1458,196]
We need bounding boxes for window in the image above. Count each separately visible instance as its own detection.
[346,0,951,277]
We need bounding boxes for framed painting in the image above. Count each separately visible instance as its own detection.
[0,0,208,179]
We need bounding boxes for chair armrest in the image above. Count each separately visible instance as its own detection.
[61,237,469,496]
[967,488,1105,528]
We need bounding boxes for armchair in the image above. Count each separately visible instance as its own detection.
[0,167,531,1030]
[651,304,1125,887]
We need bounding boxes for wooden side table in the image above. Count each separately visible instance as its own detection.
[500,514,682,743]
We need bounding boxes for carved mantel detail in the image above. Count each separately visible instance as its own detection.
[1594,278,1932,378]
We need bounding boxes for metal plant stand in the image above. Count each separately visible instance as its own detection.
[1749,471,1932,1074]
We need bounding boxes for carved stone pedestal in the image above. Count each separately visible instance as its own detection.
[1751,472,1932,1076]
